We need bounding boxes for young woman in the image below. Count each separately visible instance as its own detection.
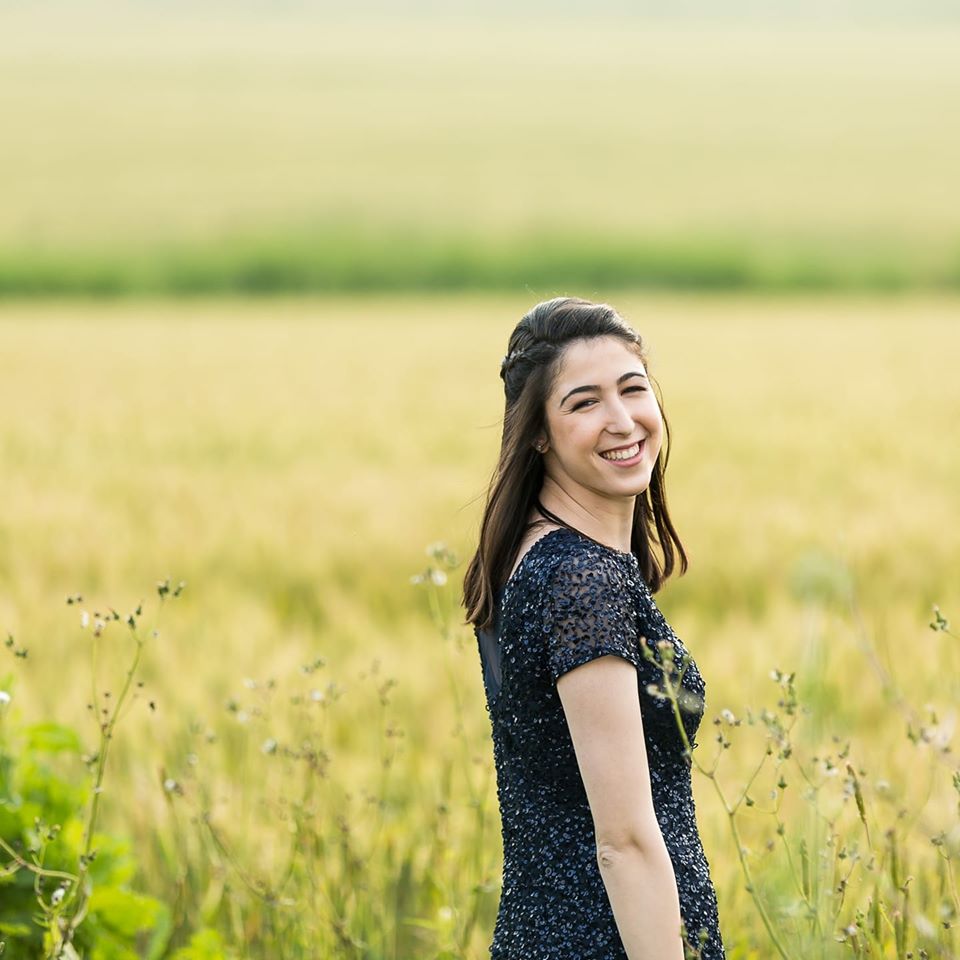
[462,297,725,959]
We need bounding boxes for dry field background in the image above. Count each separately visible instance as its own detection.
[2,293,958,955]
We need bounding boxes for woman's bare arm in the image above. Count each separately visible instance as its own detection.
[557,654,685,960]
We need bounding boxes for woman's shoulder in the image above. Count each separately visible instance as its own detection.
[509,525,638,596]
[544,529,639,594]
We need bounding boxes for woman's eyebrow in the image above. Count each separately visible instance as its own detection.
[559,371,648,407]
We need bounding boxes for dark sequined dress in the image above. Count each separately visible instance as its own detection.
[474,526,725,959]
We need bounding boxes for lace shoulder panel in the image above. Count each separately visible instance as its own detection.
[541,542,641,683]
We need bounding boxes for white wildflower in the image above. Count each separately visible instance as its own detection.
[0,691,11,706]
[80,611,90,628]
[429,568,448,586]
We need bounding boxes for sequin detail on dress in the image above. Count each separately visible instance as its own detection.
[474,527,725,959]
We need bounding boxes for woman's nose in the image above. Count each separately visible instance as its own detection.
[607,397,634,433]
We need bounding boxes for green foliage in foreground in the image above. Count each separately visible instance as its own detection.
[1,227,958,297]
[0,709,170,960]
[0,585,226,960]
[1,555,959,958]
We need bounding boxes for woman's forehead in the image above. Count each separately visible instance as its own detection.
[554,337,646,381]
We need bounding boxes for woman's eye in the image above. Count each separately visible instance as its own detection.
[573,387,646,411]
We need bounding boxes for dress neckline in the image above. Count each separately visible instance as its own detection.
[502,525,636,594]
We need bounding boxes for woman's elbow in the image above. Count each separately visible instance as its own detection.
[595,825,664,867]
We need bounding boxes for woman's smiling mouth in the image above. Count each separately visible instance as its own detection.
[598,439,644,464]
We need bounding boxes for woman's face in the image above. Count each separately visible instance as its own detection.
[539,336,664,502]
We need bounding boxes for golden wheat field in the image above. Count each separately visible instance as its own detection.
[1,293,959,957]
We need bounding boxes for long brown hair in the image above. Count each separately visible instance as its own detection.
[461,296,687,632]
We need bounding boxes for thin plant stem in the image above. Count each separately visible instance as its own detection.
[644,641,794,960]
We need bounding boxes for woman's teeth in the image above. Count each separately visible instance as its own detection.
[600,442,641,461]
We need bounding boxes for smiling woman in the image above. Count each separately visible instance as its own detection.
[465,297,686,629]
[461,297,725,960]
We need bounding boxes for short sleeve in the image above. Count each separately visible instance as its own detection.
[542,548,642,683]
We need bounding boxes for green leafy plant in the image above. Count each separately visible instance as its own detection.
[0,580,185,959]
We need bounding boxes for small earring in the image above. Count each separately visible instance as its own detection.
[535,441,547,453]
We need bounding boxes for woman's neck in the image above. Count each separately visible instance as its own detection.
[536,483,636,554]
